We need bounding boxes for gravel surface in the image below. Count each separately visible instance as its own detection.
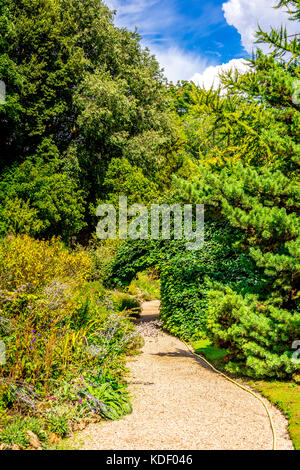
[79,301,293,450]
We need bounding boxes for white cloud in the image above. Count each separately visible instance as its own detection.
[104,1,209,83]
[104,0,298,85]
[153,47,208,83]
[190,0,298,89]
[191,58,249,89]
[222,0,299,53]
[104,0,178,34]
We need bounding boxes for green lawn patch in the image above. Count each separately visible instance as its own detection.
[193,339,228,365]
[251,381,300,450]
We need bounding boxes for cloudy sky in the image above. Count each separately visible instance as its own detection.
[104,0,298,88]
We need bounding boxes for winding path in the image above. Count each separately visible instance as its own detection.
[79,301,293,450]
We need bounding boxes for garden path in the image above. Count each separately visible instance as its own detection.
[78,301,293,450]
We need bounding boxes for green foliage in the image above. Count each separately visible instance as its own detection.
[109,222,261,340]
[84,380,132,421]
[111,291,141,315]
[47,413,69,438]
[127,270,161,301]
[0,0,181,238]
[205,283,300,378]
[0,234,92,291]
[107,239,163,287]
[159,223,261,340]
[108,1,300,380]
[0,416,47,448]
[0,157,86,239]
[103,157,159,207]
[177,163,300,307]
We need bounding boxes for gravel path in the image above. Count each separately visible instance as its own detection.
[79,301,293,450]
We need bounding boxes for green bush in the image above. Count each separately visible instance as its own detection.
[159,222,261,340]
[47,414,69,438]
[0,235,139,448]
[206,284,300,379]
[112,292,141,315]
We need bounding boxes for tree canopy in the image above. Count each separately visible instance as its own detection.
[0,0,181,238]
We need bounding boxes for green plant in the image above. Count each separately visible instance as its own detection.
[128,270,160,301]
[85,380,132,421]
[112,292,141,315]
[47,414,69,437]
[0,418,30,447]
[0,416,47,447]
[0,158,86,239]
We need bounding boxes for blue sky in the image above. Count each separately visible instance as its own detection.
[111,0,245,62]
[105,0,298,86]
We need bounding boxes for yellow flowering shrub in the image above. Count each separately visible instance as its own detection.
[0,235,92,292]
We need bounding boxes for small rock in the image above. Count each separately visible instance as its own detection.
[49,432,60,445]
[78,422,86,431]
[11,444,24,450]
[26,430,42,450]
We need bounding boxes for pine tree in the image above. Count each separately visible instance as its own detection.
[174,0,300,378]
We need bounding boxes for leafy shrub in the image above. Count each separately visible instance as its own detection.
[0,235,94,386]
[160,223,259,339]
[103,157,160,206]
[160,257,208,340]
[91,240,119,281]
[0,418,31,448]
[47,414,69,438]
[107,237,190,288]
[0,235,139,448]
[83,380,132,421]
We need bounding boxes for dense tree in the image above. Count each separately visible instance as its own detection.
[173,0,300,378]
[0,0,180,237]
